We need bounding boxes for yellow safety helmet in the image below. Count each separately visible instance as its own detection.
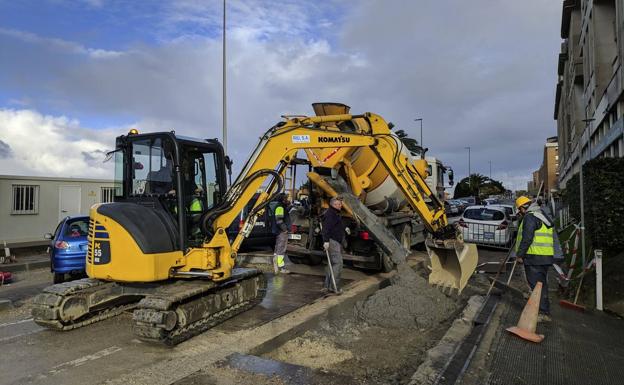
[515,196,532,209]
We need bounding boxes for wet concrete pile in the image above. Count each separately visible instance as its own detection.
[355,263,456,329]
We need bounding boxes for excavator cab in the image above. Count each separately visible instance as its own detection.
[111,131,228,250]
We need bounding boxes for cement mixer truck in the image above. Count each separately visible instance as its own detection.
[286,103,457,272]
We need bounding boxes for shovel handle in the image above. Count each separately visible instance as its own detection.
[325,247,339,292]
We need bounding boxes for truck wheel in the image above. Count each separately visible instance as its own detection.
[381,253,394,272]
[53,273,65,284]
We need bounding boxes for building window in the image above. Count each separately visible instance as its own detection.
[101,187,115,203]
[11,185,39,214]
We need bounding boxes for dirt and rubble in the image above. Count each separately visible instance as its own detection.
[263,263,482,385]
[355,263,457,330]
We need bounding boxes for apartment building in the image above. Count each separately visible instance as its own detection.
[555,0,624,189]
[539,137,560,197]
[526,138,559,198]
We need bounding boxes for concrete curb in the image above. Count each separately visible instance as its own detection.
[409,295,485,385]
[2,260,49,273]
[0,299,13,311]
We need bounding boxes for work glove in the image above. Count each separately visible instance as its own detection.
[279,223,288,232]
[323,242,330,250]
[345,227,351,235]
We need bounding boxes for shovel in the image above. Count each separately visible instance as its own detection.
[324,245,339,293]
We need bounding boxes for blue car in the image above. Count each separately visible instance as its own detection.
[45,216,89,283]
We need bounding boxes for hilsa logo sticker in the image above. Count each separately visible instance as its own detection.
[292,134,311,143]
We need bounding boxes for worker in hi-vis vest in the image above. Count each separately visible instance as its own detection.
[272,193,291,274]
[514,196,564,323]
[188,186,204,237]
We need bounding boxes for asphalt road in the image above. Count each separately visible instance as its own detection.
[0,249,502,385]
[0,268,340,385]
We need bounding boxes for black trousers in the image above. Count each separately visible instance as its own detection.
[524,264,550,315]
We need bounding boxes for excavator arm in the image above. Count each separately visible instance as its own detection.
[201,111,477,291]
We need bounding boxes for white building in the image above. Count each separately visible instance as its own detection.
[0,175,115,247]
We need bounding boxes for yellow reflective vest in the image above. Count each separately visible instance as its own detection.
[190,198,203,213]
[515,215,554,256]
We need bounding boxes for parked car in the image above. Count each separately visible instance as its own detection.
[458,196,480,206]
[444,200,462,217]
[447,199,468,213]
[457,205,512,247]
[483,198,499,206]
[45,216,89,283]
[490,204,519,233]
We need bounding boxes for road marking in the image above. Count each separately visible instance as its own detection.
[49,346,123,375]
[0,318,34,328]
[0,327,45,342]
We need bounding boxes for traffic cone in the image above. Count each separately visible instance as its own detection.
[506,281,545,343]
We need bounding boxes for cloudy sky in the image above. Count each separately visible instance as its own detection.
[0,0,561,191]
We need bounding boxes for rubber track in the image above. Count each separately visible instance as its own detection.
[134,273,267,346]
[31,278,137,330]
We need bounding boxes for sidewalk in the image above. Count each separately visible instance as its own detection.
[460,266,624,385]
[1,254,50,273]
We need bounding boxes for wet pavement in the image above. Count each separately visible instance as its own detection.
[0,268,339,385]
[217,353,357,385]
[459,253,624,385]
[215,272,347,332]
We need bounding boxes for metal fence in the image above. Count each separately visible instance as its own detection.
[558,205,574,228]
[458,222,515,250]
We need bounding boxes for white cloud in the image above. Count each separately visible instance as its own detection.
[0,0,562,192]
[0,28,123,59]
[0,109,128,178]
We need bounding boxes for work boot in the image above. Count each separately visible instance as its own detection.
[279,268,291,275]
[272,257,279,275]
[537,314,552,323]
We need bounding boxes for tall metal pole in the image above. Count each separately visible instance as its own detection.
[489,160,492,179]
[222,0,227,154]
[464,146,471,177]
[414,118,423,158]
[465,146,471,195]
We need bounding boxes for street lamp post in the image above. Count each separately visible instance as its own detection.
[464,146,471,195]
[414,118,423,158]
[222,0,227,155]
[464,146,471,177]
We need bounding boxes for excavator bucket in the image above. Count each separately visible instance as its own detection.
[426,239,478,293]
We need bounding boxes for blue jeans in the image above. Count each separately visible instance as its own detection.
[524,264,550,315]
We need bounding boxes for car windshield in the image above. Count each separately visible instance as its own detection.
[65,219,89,237]
[463,208,505,221]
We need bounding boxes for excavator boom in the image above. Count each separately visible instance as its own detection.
[225,111,477,292]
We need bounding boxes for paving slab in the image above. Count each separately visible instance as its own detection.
[460,267,624,385]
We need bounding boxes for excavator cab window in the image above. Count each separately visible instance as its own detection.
[183,148,220,245]
[130,137,176,196]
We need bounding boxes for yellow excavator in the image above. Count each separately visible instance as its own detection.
[32,106,478,345]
